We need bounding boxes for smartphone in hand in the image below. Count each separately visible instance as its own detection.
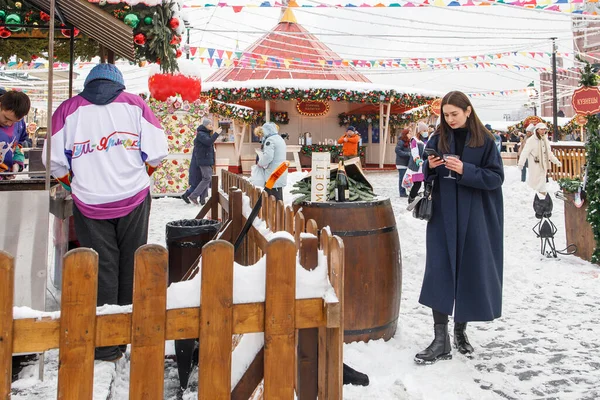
[423,148,442,159]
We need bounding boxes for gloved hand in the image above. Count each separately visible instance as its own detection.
[415,158,423,168]
[556,161,562,168]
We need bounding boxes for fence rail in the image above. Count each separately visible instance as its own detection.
[4,171,344,399]
[2,237,342,399]
[549,147,586,180]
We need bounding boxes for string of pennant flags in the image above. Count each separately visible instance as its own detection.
[182,0,593,15]
[185,46,576,66]
[187,48,568,72]
[467,88,531,97]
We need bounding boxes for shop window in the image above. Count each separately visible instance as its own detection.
[372,125,380,143]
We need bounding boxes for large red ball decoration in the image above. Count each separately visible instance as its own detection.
[39,11,50,22]
[148,73,202,102]
[170,35,181,45]
[176,49,182,58]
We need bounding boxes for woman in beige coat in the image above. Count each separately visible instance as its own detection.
[517,123,562,195]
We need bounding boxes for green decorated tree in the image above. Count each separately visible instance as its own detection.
[577,57,600,262]
[0,0,180,73]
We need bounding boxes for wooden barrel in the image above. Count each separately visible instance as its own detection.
[295,198,401,343]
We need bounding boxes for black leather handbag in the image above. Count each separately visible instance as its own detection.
[412,181,434,221]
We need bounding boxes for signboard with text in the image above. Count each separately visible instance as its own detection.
[311,152,330,202]
[430,98,442,116]
[572,86,600,115]
[297,100,330,117]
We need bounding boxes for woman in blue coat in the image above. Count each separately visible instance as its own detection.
[415,91,504,364]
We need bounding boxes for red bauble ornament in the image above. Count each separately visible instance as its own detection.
[40,11,50,22]
[148,73,202,102]
[60,24,80,38]
[31,54,38,60]
[176,49,182,58]
[0,28,11,39]
[134,33,146,45]
[168,18,179,30]
[170,35,181,45]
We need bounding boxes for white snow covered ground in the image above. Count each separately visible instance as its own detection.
[12,166,600,399]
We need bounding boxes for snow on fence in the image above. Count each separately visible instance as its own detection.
[207,171,344,399]
[0,238,343,399]
[1,172,344,400]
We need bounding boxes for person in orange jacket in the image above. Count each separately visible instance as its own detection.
[338,126,360,160]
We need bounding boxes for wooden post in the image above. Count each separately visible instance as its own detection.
[230,188,243,262]
[318,236,344,400]
[262,191,270,230]
[264,238,296,399]
[57,249,98,400]
[199,241,234,400]
[297,236,319,400]
[211,175,219,220]
[0,251,14,399]
[129,245,168,400]
[269,195,277,232]
[294,211,306,250]
[306,219,318,236]
[276,200,285,232]
[285,206,295,235]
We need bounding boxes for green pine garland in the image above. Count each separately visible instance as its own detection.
[338,109,431,128]
[209,101,289,125]
[577,56,600,263]
[204,87,432,107]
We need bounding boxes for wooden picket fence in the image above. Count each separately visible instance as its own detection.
[1,173,344,400]
[549,147,586,180]
[188,172,344,399]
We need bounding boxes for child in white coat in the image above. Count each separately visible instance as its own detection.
[517,123,562,195]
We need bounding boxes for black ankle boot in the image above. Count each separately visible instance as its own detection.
[414,323,452,364]
[453,322,474,355]
[343,363,369,386]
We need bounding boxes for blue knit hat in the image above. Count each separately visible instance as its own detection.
[84,64,125,86]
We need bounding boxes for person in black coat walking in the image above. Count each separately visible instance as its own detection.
[395,128,411,197]
[182,118,222,205]
[415,91,504,364]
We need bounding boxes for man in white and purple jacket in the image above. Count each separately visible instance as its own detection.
[43,63,168,362]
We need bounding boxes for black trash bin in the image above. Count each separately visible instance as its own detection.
[165,219,221,285]
[166,219,220,390]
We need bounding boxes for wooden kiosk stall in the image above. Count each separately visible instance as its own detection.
[201,8,438,171]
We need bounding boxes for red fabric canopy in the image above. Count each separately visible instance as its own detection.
[206,19,370,83]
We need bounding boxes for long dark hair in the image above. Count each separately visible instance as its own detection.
[438,91,494,153]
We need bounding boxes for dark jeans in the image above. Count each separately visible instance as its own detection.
[398,168,407,197]
[265,187,283,202]
[73,193,151,361]
[190,165,214,202]
[521,160,528,182]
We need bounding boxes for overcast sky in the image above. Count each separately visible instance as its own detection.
[71,2,595,120]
